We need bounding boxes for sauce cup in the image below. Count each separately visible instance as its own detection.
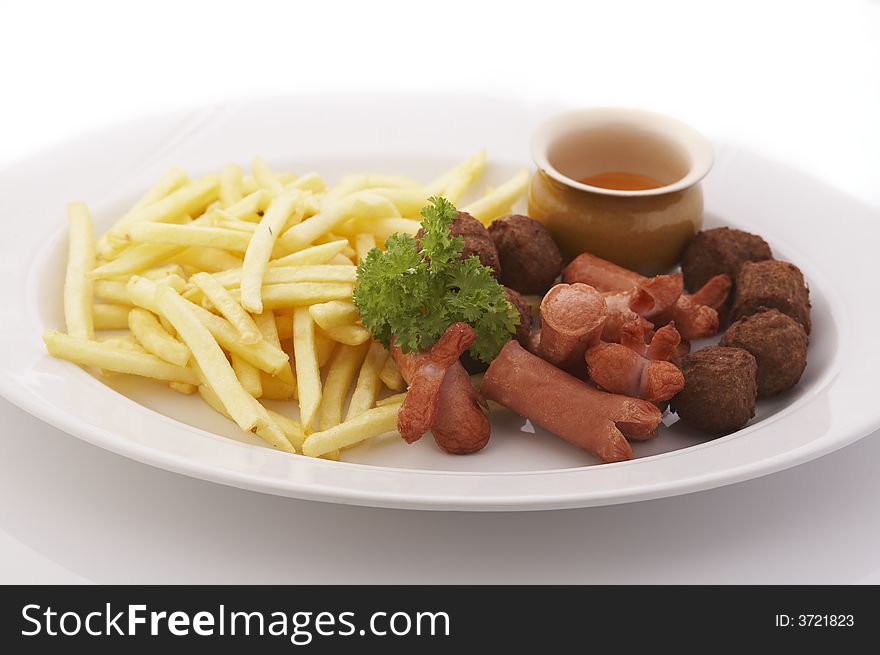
[528,107,714,274]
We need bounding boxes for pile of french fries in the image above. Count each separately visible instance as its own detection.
[43,153,529,459]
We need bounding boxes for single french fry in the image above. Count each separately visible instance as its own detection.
[196,384,298,452]
[43,329,198,385]
[318,342,369,431]
[127,276,289,376]
[63,202,96,339]
[354,233,376,263]
[462,169,529,225]
[211,265,357,291]
[293,308,322,432]
[346,341,387,420]
[216,189,271,222]
[314,329,337,368]
[379,356,405,391]
[155,285,281,444]
[91,243,186,279]
[92,304,130,330]
[273,192,398,256]
[128,307,191,367]
[425,150,487,202]
[257,282,355,309]
[217,220,257,233]
[252,156,285,194]
[286,172,326,194]
[303,402,402,457]
[376,391,408,407]
[240,189,305,313]
[232,354,262,398]
[322,174,420,209]
[241,174,258,196]
[308,300,359,331]
[126,223,251,252]
[325,324,371,346]
[190,272,261,344]
[220,163,244,208]
[253,310,296,395]
[269,240,348,268]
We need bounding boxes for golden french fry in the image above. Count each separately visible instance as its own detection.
[190,272,261,344]
[308,300,359,331]
[318,342,369,431]
[346,341,387,420]
[217,220,257,233]
[63,202,96,339]
[257,282,355,309]
[273,192,398,256]
[92,304,130,330]
[293,308,322,431]
[303,402,402,457]
[128,307,191,367]
[232,354,263,398]
[286,172,326,194]
[314,329,337,368]
[252,156,284,194]
[155,285,288,448]
[376,391,408,407]
[240,189,305,313]
[463,169,529,225]
[426,150,487,202]
[127,276,289,376]
[322,174,420,209]
[92,243,186,279]
[220,163,244,208]
[354,233,376,263]
[241,174,258,196]
[211,265,357,291]
[379,356,405,391]
[43,329,198,385]
[216,189,271,222]
[127,223,251,252]
[329,253,355,265]
[269,240,348,268]
[254,310,296,390]
[369,187,430,217]
[325,324,371,346]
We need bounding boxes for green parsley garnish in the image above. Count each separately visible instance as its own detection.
[353,196,519,363]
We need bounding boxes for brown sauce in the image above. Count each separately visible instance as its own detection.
[579,171,664,191]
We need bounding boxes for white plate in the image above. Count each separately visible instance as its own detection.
[1,95,878,511]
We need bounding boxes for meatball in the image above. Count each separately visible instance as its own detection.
[670,346,757,435]
[731,260,811,334]
[460,286,533,374]
[417,211,501,277]
[681,227,772,294]
[720,309,808,397]
[488,214,562,294]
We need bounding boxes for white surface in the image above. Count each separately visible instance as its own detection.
[1,0,879,581]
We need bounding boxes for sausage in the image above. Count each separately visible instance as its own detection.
[431,362,490,454]
[482,341,662,463]
[532,283,606,372]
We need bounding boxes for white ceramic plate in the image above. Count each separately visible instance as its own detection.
[1,96,878,510]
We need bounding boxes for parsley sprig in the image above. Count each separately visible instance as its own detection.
[353,197,519,363]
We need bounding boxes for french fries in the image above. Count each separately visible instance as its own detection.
[463,169,530,225]
[63,202,96,339]
[240,189,305,313]
[43,329,198,385]
[346,341,388,420]
[293,307,322,432]
[45,155,522,461]
[128,307,191,367]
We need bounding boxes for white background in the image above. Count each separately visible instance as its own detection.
[1,0,879,583]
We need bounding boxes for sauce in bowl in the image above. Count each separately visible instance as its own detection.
[579,171,664,191]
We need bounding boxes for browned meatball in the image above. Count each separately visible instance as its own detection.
[416,211,501,277]
[720,309,808,397]
[670,346,757,435]
[681,227,772,294]
[460,286,533,374]
[488,214,562,294]
[731,260,811,334]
